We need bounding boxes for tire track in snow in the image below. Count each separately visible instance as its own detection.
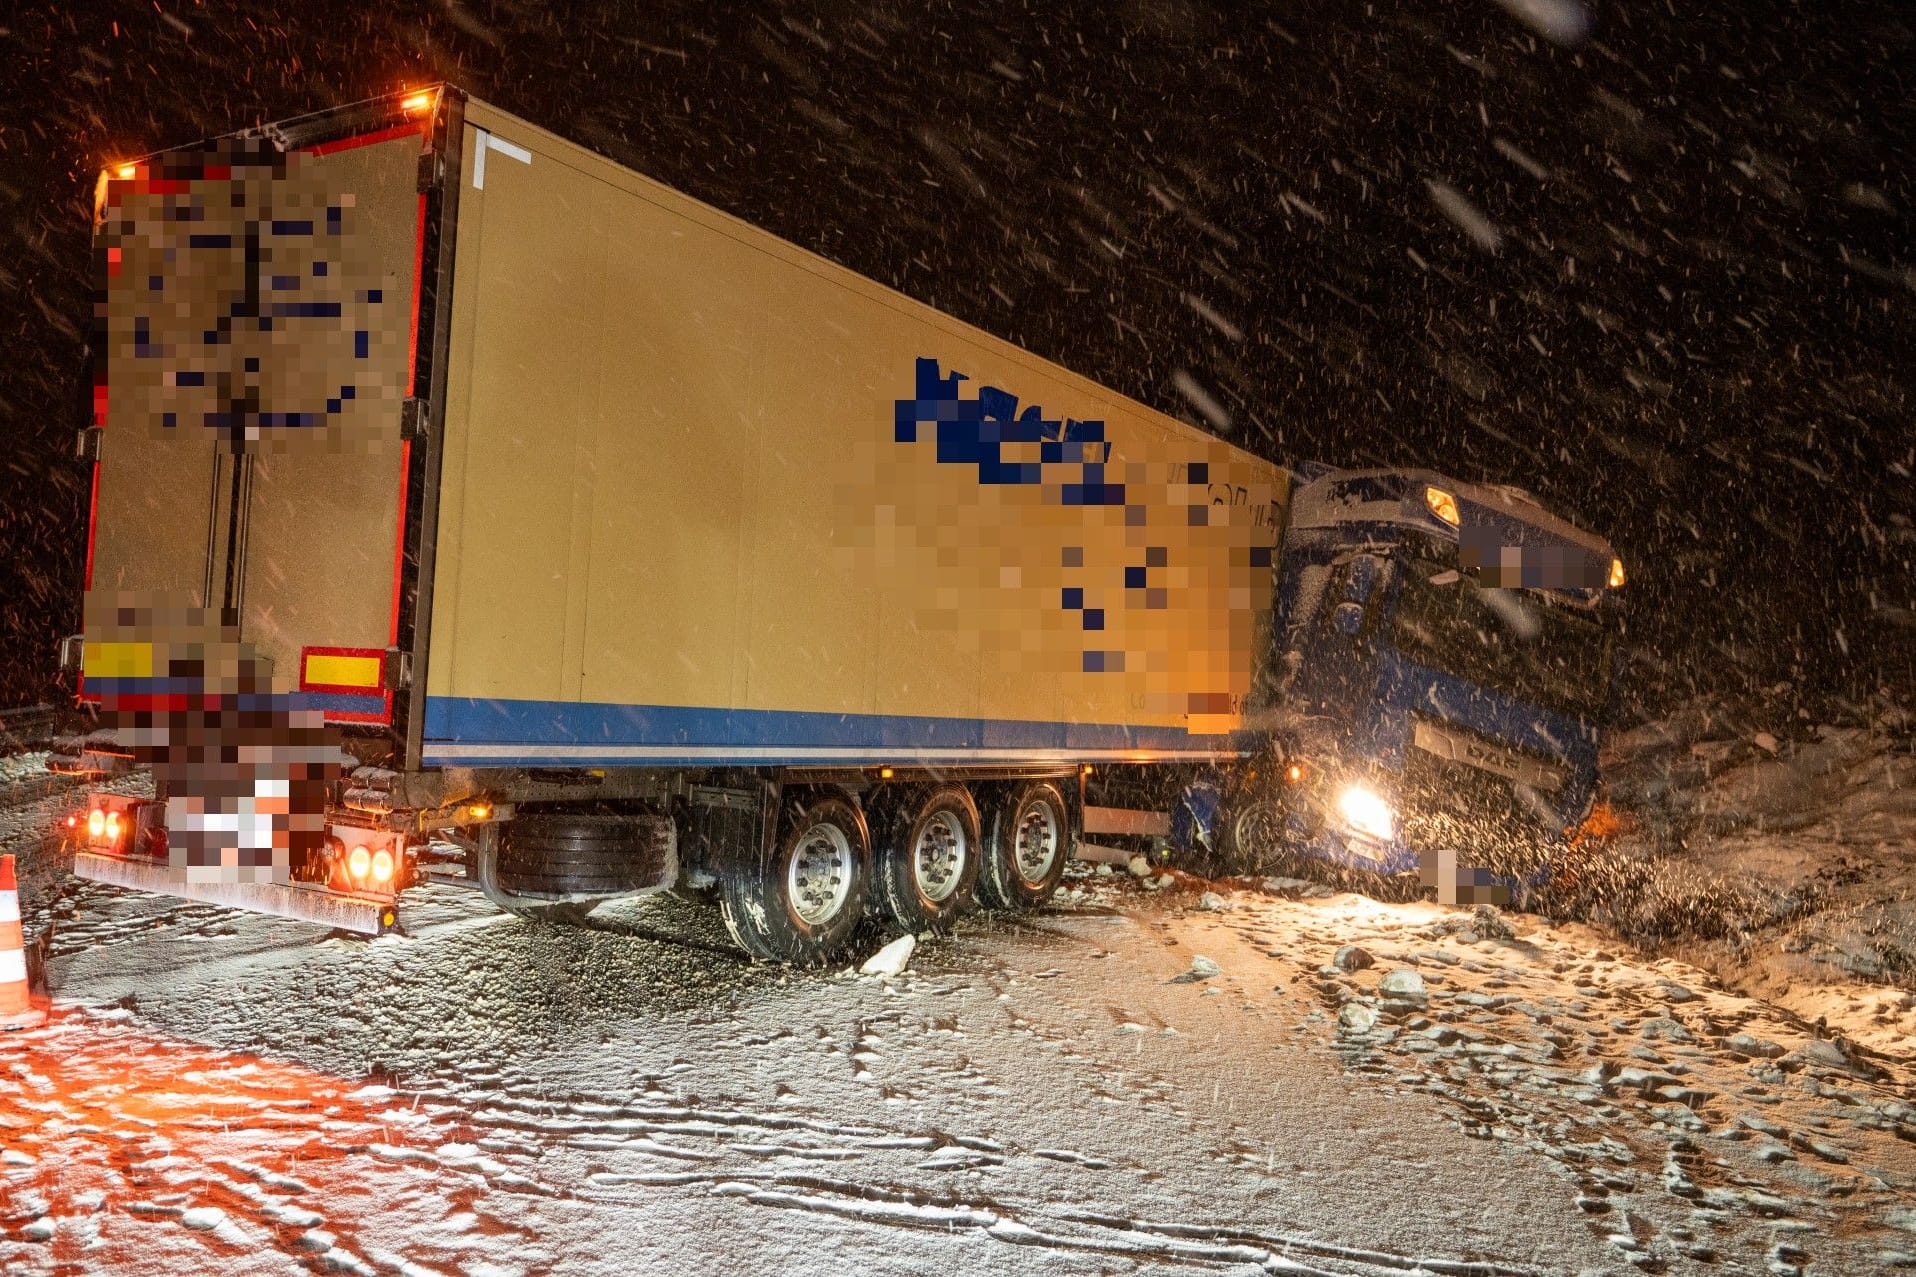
[382,1070,1536,1277]
[0,1008,561,1276]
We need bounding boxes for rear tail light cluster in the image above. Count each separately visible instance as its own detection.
[75,804,129,846]
[328,832,403,891]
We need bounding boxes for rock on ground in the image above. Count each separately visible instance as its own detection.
[1379,968,1427,999]
[860,934,916,978]
[1333,945,1374,972]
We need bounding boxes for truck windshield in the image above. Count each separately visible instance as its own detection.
[1390,555,1612,720]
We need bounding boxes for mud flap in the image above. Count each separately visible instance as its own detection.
[73,851,399,935]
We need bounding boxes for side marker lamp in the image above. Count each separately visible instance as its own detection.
[1608,557,1626,589]
[1424,486,1461,527]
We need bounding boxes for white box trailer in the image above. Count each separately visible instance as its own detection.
[67,86,1288,962]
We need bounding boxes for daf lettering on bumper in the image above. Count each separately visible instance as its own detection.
[1411,719,1563,793]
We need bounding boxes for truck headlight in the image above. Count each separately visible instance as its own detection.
[1336,784,1396,842]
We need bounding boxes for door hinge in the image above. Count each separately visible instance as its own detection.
[399,397,430,442]
[75,426,102,463]
[383,648,414,692]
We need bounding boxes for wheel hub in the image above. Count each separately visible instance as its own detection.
[1234,801,1283,867]
[788,824,852,925]
[913,811,967,903]
[1013,801,1060,885]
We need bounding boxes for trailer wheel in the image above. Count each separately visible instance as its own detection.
[720,792,870,966]
[978,781,1070,910]
[873,785,981,934]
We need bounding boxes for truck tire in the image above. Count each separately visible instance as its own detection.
[872,785,981,934]
[1212,793,1291,877]
[720,792,871,966]
[496,809,673,898]
[977,780,1070,911]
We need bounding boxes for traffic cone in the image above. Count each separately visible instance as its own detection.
[0,854,47,1030]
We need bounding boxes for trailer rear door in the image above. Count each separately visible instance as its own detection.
[85,110,431,724]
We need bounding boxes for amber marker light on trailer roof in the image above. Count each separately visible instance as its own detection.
[401,90,435,113]
[114,163,136,179]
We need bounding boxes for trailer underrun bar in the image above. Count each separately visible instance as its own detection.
[73,852,399,936]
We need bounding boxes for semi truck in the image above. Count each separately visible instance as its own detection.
[56,86,1625,963]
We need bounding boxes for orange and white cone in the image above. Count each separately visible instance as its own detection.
[0,854,47,1030]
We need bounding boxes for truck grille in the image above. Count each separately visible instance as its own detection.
[1397,739,1563,876]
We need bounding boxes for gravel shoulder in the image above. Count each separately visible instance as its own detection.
[3,756,1913,1275]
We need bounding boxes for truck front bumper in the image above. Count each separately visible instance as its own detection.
[73,850,401,935]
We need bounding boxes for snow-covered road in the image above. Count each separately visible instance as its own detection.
[3,773,1913,1275]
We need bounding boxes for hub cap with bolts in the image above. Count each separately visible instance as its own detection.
[913,811,968,903]
[787,823,853,926]
[1234,801,1284,867]
[1014,800,1061,885]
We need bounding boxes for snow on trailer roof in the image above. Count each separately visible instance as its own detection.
[104,86,443,166]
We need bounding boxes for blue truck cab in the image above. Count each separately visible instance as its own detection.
[1244,466,1624,898]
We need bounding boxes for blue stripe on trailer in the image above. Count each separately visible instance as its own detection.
[420,696,1246,767]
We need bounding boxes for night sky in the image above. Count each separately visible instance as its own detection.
[2,0,1911,715]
